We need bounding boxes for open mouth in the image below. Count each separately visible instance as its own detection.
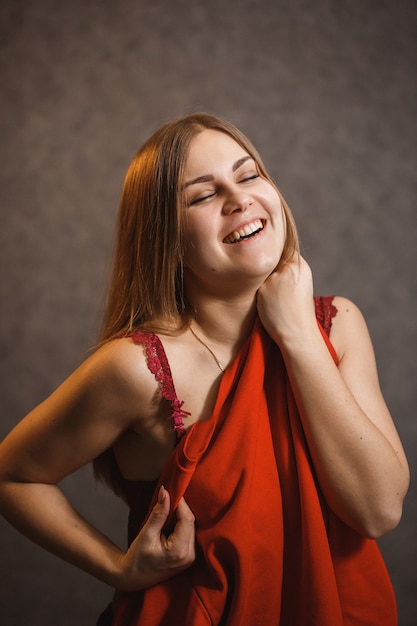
[223,219,264,244]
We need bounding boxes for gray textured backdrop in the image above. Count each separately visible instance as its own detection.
[0,1,416,624]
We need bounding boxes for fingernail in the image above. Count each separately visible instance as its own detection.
[158,485,166,504]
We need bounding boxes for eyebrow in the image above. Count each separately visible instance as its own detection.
[183,156,254,189]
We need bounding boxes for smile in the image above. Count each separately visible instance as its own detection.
[223,219,264,244]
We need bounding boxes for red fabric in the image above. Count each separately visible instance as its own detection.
[113,313,397,626]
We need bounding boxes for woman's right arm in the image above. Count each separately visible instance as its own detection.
[0,339,195,591]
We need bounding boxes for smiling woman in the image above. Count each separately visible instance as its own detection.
[0,113,409,626]
[181,129,288,298]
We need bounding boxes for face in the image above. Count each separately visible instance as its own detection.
[181,129,286,296]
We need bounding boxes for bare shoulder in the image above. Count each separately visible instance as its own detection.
[329,296,374,364]
[76,337,159,425]
[332,296,365,322]
[88,338,151,388]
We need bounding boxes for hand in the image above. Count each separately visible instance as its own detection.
[257,255,316,347]
[116,486,196,591]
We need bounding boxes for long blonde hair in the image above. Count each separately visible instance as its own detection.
[99,113,299,343]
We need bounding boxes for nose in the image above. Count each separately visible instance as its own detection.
[222,187,253,214]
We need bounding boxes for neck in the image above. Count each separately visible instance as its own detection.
[189,294,258,346]
[183,269,266,349]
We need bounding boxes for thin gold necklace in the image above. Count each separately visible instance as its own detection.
[189,325,225,373]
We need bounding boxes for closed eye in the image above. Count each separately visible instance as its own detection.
[189,192,216,206]
[239,173,259,183]
[187,171,260,206]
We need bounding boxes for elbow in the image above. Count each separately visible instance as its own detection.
[359,493,407,540]
[359,467,410,539]
[363,508,403,540]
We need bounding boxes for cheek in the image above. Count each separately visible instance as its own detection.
[267,187,284,215]
[182,221,209,268]
[183,209,219,254]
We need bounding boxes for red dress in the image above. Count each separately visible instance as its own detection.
[111,297,397,626]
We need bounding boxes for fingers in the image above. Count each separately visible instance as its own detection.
[117,490,195,591]
[142,485,170,536]
[165,497,195,561]
[257,254,315,345]
[144,490,195,571]
[143,488,195,560]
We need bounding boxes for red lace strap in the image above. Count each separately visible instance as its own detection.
[129,331,189,438]
[314,296,338,336]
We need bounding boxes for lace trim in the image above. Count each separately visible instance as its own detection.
[314,296,338,336]
[129,331,189,439]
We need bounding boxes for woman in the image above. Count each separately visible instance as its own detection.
[0,113,409,625]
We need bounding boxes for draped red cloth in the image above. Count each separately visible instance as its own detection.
[113,317,397,625]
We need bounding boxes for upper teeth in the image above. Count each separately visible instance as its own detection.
[224,219,263,244]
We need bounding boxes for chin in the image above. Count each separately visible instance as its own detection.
[251,257,282,277]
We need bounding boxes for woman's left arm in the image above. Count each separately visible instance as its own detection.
[257,256,409,538]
